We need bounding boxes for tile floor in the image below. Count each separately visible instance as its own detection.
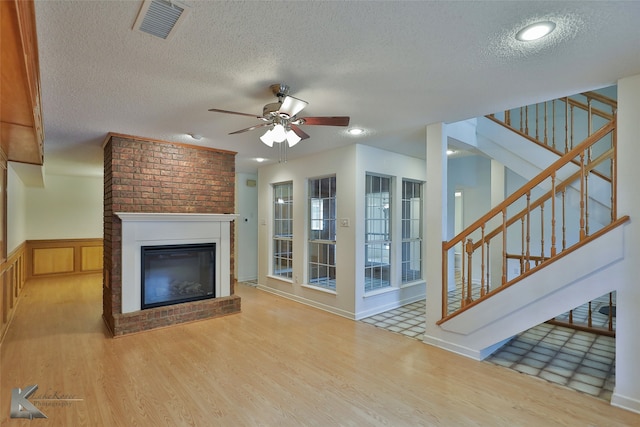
[360,299,616,402]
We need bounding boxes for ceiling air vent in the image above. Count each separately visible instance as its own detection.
[133,0,191,40]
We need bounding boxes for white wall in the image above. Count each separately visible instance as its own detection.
[257,144,359,319]
[7,164,27,253]
[235,173,258,282]
[24,174,103,239]
[257,144,426,319]
[354,144,427,318]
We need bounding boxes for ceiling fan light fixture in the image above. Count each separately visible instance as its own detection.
[271,124,287,143]
[260,130,275,147]
[286,129,302,147]
[279,96,308,118]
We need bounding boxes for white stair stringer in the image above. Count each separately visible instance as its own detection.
[424,224,625,360]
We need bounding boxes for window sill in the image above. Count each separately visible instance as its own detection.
[400,280,425,289]
[363,286,397,298]
[301,283,337,295]
[266,275,294,285]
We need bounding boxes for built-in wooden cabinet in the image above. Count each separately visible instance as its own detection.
[0,0,44,165]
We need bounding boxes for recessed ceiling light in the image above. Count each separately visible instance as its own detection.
[255,157,266,163]
[447,149,456,155]
[516,21,556,41]
[189,133,202,140]
[348,128,364,135]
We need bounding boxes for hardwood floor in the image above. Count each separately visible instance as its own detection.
[1,274,639,426]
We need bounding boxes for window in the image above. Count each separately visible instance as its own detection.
[273,182,293,279]
[401,180,422,283]
[365,174,391,292]
[308,176,336,290]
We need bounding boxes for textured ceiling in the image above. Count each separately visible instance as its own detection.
[33,1,640,176]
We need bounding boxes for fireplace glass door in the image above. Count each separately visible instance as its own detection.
[141,243,215,309]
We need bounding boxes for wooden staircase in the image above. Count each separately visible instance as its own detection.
[439,90,626,338]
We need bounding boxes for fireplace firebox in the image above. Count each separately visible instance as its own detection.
[141,243,216,309]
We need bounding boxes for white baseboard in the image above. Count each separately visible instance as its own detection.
[611,392,640,414]
[256,284,356,320]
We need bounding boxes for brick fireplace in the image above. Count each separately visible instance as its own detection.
[103,133,241,336]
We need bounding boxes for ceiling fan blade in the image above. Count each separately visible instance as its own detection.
[229,123,270,135]
[300,116,350,126]
[208,108,261,119]
[290,124,310,140]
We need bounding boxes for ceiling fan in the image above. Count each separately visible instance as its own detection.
[208,83,350,148]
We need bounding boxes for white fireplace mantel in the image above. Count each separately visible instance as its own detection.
[117,212,238,223]
[116,212,237,313]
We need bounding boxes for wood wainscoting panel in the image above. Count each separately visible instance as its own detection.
[32,247,74,275]
[81,245,103,271]
[27,238,103,278]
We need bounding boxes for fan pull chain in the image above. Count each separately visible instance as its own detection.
[278,141,288,163]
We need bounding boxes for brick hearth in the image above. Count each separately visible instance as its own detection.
[103,133,240,336]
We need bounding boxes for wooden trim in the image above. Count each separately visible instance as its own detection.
[437,216,629,325]
[101,132,238,156]
[0,0,44,164]
[0,152,6,263]
[546,319,615,338]
[26,238,103,279]
[582,91,618,109]
[1,242,26,344]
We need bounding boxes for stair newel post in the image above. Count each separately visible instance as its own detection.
[480,225,486,297]
[505,109,511,127]
[579,151,586,241]
[465,238,473,305]
[525,191,531,271]
[588,301,593,328]
[502,208,507,286]
[551,173,557,257]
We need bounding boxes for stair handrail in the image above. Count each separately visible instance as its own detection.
[439,118,618,324]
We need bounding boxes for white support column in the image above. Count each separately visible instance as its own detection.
[490,160,505,288]
[611,73,640,414]
[424,122,448,335]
